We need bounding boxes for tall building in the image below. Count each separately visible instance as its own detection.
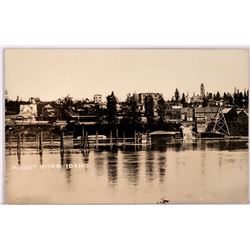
[200,83,205,98]
[94,94,102,104]
[138,92,161,104]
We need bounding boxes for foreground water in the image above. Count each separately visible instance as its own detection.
[5,140,249,204]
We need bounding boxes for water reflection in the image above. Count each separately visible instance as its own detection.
[64,152,72,184]
[5,139,249,204]
[60,151,64,166]
[81,149,90,166]
[145,150,156,181]
[107,152,118,187]
[94,151,105,176]
[158,153,167,183]
[200,151,206,176]
[39,151,43,165]
[123,151,140,186]
[17,150,21,166]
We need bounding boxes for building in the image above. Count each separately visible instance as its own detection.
[222,108,238,122]
[190,94,203,105]
[93,94,102,104]
[194,107,219,122]
[138,92,162,115]
[200,83,205,98]
[42,104,57,120]
[19,103,37,120]
[138,93,161,105]
[166,107,181,121]
[181,108,194,121]
[29,97,41,104]
[237,110,248,135]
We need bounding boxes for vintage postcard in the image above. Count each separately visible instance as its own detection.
[4,48,249,204]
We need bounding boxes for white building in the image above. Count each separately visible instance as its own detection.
[138,93,161,105]
[19,103,37,120]
[94,94,102,104]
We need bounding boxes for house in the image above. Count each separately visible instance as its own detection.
[29,97,41,104]
[93,94,102,104]
[207,98,216,107]
[222,108,238,122]
[138,93,161,105]
[19,103,37,120]
[166,108,181,121]
[237,110,248,121]
[42,104,57,119]
[236,110,248,135]
[181,108,194,121]
[194,107,219,122]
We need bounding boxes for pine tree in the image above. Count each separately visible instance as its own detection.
[181,93,186,107]
[157,95,166,123]
[144,95,154,124]
[106,91,117,124]
[174,88,180,102]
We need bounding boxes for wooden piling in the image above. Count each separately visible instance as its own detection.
[116,128,118,145]
[122,131,126,145]
[50,133,53,148]
[8,130,11,148]
[17,133,21,154]
[134,130,137,144]
[60,130,64,152]
[146,130,150,144]
[84,131,89,149]
[39,131,43,152]
[81,126,85,147]
[110,130,113,146]
[95,130,99,149]
[36,133,39,150]
[22,133,25,150]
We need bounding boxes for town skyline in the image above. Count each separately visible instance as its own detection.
[4,49,249,101]
[5,86,248,103]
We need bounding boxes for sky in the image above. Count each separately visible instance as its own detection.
[4,48,249,102]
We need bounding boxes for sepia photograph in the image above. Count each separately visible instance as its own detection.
[4,48,249,204]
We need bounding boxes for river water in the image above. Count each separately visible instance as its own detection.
[5,140,249,204]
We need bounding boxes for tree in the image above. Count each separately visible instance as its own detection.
[238,91,244,108]
[94,103,105,123]
[200,83,205,98]
[228,94,233,106]
[174,88,180,102]
[214,91,221,101]
[157,95,166,123]
[181,93,186,107]
[202,96,208,107]
[106,91,117,124]
[60,95,73,121]
[144,95,154,124]
[125,93,141,124]
[234,91,239,106]
[243,89,248,108]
